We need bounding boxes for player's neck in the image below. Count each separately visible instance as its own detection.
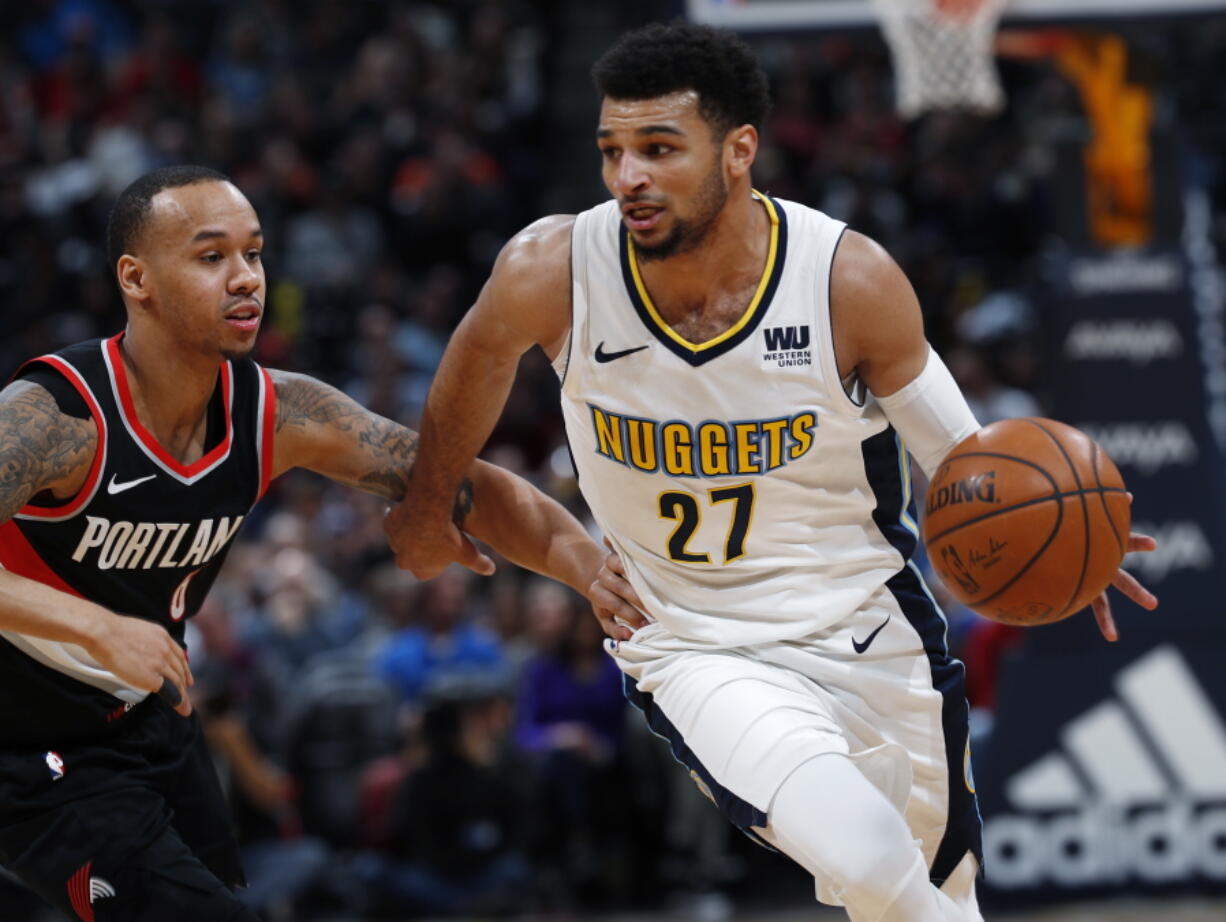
[636,189,770,325]
[119,325,220,464]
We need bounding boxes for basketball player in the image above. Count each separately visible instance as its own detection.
[387,22,1158,922]
[0,166,613,922]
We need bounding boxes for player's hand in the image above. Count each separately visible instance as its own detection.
[589,538,650,641]
[383,500,494,579]
[85,611,193,716]
[1091,531,1159,642]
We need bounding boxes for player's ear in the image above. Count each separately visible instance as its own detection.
[116,254,149,302]
[725,124,758,179]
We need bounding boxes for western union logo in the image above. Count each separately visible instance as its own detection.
[589,404,817,476]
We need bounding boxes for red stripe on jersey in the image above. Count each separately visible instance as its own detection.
[13,356,107,520]
[257,365,276,500]
[0,521,85,598]
[67,860,94,922]
[105,334,233,478]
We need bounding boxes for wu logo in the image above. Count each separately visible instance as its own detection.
[764,326,810,352]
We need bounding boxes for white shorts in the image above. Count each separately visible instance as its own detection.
[607,577,982,885]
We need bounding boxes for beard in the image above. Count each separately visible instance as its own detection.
[634,162,728,262]
[220,342,256,362]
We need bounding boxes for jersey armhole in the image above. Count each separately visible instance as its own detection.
[819,224,870,417]
[255,365,277,501]
[11,356,107,519]
[554,215,581,389]
[17,365,91,419]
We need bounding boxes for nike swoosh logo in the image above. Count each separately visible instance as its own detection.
[595,342,649,363]
[107,473,156,495]
[852,614,891,654]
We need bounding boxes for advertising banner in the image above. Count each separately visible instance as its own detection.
[976,245,1226,904]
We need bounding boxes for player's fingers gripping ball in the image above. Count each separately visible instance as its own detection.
[921,417,1130,626]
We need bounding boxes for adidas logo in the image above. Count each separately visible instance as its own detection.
[983,645,1226,888]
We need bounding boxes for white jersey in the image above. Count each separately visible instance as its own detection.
[558,193,922,648]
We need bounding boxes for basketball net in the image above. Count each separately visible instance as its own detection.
[868,0,1008,118]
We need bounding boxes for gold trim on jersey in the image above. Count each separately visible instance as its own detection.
[626,190,781,352]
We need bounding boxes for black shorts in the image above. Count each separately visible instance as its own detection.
[0,698,252,921]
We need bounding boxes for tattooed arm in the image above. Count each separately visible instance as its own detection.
[0,380,96,519]
[269,370,605,592]
[0,380,194,713]
[269,369,419,499]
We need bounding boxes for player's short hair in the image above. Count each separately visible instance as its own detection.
[591,20,771,137]
[106,165,230,268]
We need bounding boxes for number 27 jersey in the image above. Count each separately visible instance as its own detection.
[558,194,921,647]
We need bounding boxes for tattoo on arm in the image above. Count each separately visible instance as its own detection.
[0,381,96,523]
[270,370,419,500]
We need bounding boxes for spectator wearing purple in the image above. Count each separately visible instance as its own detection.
[515,580,630,903]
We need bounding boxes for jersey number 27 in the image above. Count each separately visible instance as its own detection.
[658,484,755,565]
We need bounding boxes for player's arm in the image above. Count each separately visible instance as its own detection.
[0,380,193,712]
[267,366,605,596]
[831,230,979,477]
[832,231,1157,637]
[383,215,576,580]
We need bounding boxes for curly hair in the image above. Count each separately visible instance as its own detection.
[591,20,771,137]
[106,164,230,268]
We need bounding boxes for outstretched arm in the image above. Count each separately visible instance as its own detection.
[832,231,1158,639]
[0,381,194,713]
[382,215,576,579]
[268,362,604,595]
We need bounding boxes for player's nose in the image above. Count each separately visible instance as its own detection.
[613,153,650,195]
[228,257,261,294]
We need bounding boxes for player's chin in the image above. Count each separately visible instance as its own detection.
[219,335,257,362]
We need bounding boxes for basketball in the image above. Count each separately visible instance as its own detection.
[921,418,1130,626]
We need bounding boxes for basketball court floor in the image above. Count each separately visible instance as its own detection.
[384,897,1226,921]
[591,899,1226,922]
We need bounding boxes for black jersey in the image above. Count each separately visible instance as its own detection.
[0,334,275,745]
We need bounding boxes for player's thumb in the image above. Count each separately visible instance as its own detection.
[456,532,496,576]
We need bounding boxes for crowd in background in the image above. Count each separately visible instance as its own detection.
[4,1,1226,918]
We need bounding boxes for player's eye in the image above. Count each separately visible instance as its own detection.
[644,143,672,156]
[599,146,620,161]
[246,249,262,262]
[201,252,222,264]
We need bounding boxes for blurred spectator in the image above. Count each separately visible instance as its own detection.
[240,545,369,682]
[19,0,133,74]
[355,679,533,917]
[946,345,1043,425]
[375,565,506,703]
[516,581,632,904]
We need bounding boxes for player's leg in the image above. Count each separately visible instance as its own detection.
[754,753,976,922]
[612,626,981,920]
[794,580,983,921]
[157,711,247,889]
[0,799,259,922]
[0,706,254,921]
[83,822,261,921]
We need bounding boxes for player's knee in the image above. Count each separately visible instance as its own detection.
[768,755,921,915]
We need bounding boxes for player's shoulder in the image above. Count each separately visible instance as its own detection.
[0,375,88,425]
[0,378,98,515]
[489,214,576,302]
[832,229,910,306]
[499,214,575,270]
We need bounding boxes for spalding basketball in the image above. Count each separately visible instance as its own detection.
[921,418,1130,626]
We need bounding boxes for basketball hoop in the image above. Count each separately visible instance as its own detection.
[868,0,1008,118]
